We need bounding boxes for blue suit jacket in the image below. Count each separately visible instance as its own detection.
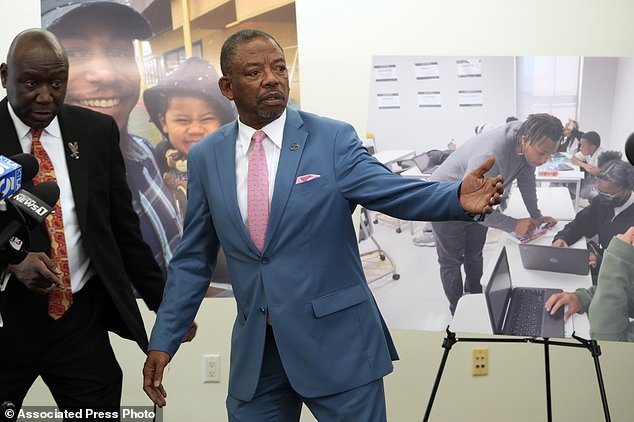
[149,108,471,401]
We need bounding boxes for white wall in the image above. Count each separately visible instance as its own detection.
[578,57,618,149]
[0,0,41,97]
[609,58,634,152]
[367,56,515,152]
[4,0,634,421]
[578,56,634,155]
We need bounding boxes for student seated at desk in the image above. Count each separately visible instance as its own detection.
[552,159,634,283]
[557,118,582,155]
[546,227,634,342]
[571,131,603,199]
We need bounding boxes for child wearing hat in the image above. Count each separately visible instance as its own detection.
[144,57,234,216]
[144,57,234,289]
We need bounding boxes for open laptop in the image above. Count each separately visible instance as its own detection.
[485,247,565,338]
[518,243,589,275]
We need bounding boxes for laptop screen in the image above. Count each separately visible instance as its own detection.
[485,247,513,334]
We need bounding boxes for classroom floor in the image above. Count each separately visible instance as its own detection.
[359,216,502,332]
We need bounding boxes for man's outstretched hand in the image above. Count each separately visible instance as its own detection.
[459,156,504,215]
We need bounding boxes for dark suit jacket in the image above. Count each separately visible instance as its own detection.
[0,98,164,351]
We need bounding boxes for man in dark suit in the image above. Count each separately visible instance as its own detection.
[143,30,503,421]
[0,29,190,417]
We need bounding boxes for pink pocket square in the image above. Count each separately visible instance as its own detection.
[295,174,321,184]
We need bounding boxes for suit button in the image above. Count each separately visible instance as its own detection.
[261,257,269,264]
[259,307,266,313]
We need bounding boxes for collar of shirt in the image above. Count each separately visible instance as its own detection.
[237,109,286,153]
[7,102,61,146]
[614,192,634,219]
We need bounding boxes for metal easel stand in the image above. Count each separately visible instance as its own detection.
[423,327,611,422]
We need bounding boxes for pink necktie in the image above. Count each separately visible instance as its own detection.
[247,130,269,252]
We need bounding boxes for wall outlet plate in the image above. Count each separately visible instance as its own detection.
[472,348,488,376]
[202,354,220,383]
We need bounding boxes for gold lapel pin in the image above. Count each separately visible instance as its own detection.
[68,142,80,159]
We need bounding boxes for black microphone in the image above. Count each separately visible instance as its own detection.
[626,132,634,166]
[0,181,60,251]
[6,181,59,225]
[9,153,39,185]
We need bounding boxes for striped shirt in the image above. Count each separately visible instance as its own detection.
[121,134,183,275]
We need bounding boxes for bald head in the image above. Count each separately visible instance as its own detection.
[6,29,68,66]
[1,28,69,129]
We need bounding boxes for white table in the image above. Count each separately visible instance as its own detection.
[372,149,415,167]
[400,166,424,178]
[504,186,576,221]
[451,222,592,338]
[535,164,584,211]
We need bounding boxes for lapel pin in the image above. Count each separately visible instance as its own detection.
[68,142,80,159]
[289,143,300,151]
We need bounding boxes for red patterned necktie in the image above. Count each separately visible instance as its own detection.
[247,130,269,252]
[30,129,72,319]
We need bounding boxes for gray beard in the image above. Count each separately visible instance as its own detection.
[257,106,285,121]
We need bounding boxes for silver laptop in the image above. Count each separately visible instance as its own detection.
[485,247,564,338]
[518,243,589,275]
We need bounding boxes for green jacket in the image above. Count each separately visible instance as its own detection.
[575,237,634,342]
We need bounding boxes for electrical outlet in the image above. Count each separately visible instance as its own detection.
[472,348,488,376]
[202,354,220,383]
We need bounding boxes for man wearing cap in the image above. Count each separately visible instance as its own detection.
[0,28,193,419]
[41,0,182,275]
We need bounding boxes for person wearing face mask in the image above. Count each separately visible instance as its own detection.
[551,158,634,283]
[430,114,563,315]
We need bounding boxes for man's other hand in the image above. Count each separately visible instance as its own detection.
[459,156,504,214]
[143,351,170,407]
[182,322,198,343]
[8,252,64,295]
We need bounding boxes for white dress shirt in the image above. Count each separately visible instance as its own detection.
[235,110,286,225]
[8,103,95,293]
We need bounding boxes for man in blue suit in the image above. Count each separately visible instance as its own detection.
[143,30,503,421]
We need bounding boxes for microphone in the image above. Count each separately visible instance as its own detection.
[0,158,50,273]
[0,181,60,251]
[0,154,39,200]
[7,181,59,225]
[10,153,39,184]
[626,132,634,166]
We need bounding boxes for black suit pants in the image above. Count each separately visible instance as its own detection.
[0,277,122,421]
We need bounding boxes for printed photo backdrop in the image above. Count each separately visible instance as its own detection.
[41,0,300,297]
[364,55,634,342]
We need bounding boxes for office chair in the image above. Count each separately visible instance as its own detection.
[374,152,433,233]
[359,208,400,283]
